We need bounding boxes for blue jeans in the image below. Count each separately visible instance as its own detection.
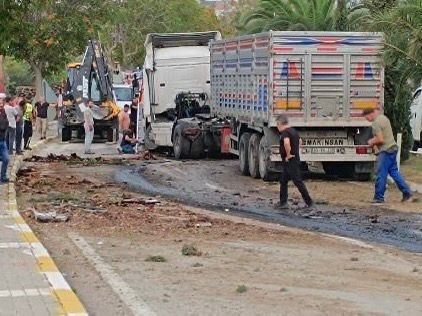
[0,140,9,180]
[375,151,411,201]
[121,144,135,154]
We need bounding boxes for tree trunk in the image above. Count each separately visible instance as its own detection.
[0,55,5,93]
[32,63,44,101]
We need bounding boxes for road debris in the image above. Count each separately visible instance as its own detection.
[32,209,69,223]
[195,222,212,228]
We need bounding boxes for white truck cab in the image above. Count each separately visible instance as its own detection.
[410,87,422,150]
[113,83,133,110]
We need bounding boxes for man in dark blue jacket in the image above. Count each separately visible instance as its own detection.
[0,95,10,183]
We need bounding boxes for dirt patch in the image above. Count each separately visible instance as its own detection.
[15,160,422,315]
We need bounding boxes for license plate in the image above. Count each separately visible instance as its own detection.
[304,138,346,146]
[310,148,336,154]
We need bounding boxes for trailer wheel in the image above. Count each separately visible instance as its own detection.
[239,133,251,175]
[258,136,274,181]
[173,125,190,159]
[62,126,71,142]
[248,134,261,178]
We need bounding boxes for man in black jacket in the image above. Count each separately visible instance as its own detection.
[0,95,10,183]
[277,114,313,209]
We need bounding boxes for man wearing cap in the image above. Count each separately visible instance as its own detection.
[277,114,313,209]
[0,94,10,183]
[363,108,413,204]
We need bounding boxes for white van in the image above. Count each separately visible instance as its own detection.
[113,83,133,110]
[410,87,422,150]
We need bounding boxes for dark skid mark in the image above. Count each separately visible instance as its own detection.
[115,165,422,253]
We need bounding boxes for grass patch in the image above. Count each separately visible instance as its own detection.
[182,244,202,256]
[236,285,247,293]
[401,156,422,182]
[145,255,167,262]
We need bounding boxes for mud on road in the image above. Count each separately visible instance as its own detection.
[15,158,422,315]
[117,159,422,253]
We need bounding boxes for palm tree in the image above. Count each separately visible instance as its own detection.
[241,0,344,33]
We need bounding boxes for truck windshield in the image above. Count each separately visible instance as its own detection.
[114,87,133,101]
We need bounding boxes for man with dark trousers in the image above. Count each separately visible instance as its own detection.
[277,114,313,209]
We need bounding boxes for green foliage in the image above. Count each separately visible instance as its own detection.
[240,0,342,33]
[7,0,110,77]
[181,244,202,256]
[100,0,222,67]
[236,285,248,293]
[4,57,33,94]
[351,0,422,160]
[145,255,167,262]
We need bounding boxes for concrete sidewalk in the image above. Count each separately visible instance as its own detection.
[0,128,87,315]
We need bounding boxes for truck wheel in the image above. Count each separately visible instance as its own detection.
[190,137,205,159]
[258,136,274,181]
[239,133,251,176]
[145,126,158,150]
[412,140,420,151]
[107,128,114,142]
[62,126,71,142]
[248,134,261,178]
[173,125,190,159]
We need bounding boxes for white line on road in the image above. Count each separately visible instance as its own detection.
[68,233,156,316]
[0,288,51,298]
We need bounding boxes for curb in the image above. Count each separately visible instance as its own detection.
[7,137,88,316]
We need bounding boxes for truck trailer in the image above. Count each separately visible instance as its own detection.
[141,31,384,180]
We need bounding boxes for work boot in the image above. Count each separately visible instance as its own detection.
[276,202,289,210]
[401,194,414,203]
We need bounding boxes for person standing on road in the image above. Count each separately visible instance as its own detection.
[35,97,49,139]
[0,95,10,183]
[15,100,25,155]
[129,97,138,133]
[277,114,313,209]
[4,97,18,155]
[117,104,130,153]
[84,100,95,154]
[363,108,413,204]
[23,99,34,150]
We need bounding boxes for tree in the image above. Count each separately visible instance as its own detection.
[4,57,33,95]
[100,0,223,68]
[0,0,27,92]
[351,0,422,159]
[240,0,342,33]
[7,0,111,99]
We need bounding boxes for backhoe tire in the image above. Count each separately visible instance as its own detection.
[62,126,71,142]
[248,134,261,178]
[239,133,251,176]
[173,125,190,159]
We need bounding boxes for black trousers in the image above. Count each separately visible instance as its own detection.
[15,122,23,153]
[23,120,33,149]
[280,159,313,206]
